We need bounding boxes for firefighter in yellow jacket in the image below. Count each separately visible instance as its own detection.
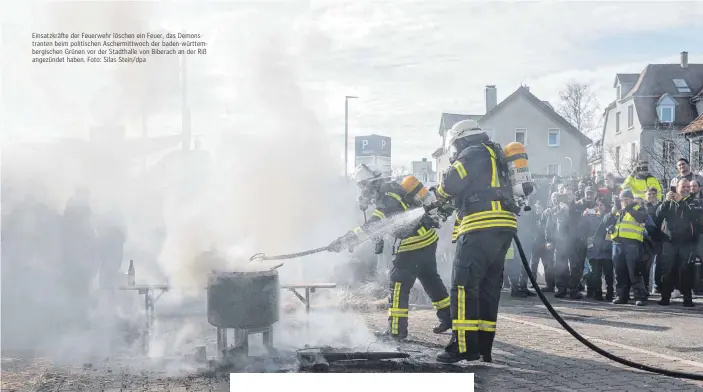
[434,119,520,363]
[328,164,452,340]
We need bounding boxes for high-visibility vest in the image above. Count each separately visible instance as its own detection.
[612,205,645,242]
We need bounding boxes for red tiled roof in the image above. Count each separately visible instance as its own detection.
[682,113,703,134]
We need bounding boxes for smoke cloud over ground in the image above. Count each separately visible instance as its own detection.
[1,1,376,369]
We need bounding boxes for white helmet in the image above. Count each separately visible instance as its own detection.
[444,119,485,159]
[354,164,384,185]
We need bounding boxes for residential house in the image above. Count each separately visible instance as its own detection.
[433,85,591,178]
[411,157,436,185]
[597,51,703,183]
[680,88,703,165]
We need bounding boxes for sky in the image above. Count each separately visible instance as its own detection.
[3,1,703,172]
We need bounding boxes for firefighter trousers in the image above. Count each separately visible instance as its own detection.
[446,230,512,356]
[660,242,696,299]
[613,242,647,300]
[388,241,450,338]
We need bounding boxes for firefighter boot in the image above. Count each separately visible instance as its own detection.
[605,289,614,302]
[432,308,451,334]
[683,297,694,307]
[436,335,481,364]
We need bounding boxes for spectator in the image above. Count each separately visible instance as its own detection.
[655,179,699,307]
[535,192,560,292]
[581,198,603,298]
[586,199,614,301]
[644,187,663,294]
[691,180,702,199]
[545,185,586,299]
[598,173,622,212]
[604,189,649,306]
[622,161,662,200]
[669,158,703,189]
[549,175,562,195]
[576,180,587,200]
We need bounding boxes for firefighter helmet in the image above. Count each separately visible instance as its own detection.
[444,119,485,160]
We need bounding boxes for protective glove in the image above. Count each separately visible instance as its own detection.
[421,213,441,229]
[328,231,357,253]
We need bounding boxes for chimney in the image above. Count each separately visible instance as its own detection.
[681,51,689,68]
[422,157,427,162]
[485,85,497,113]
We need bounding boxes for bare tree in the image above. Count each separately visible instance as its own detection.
[640,123,689,187]
[557,81,599,134]
[604,143,637,178]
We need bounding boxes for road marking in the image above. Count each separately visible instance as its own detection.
[499,314,703,370]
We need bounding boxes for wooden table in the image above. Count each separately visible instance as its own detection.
[281,283,337,313]
[119,284,169,354]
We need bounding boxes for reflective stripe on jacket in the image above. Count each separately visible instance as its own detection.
[438,139,517,238]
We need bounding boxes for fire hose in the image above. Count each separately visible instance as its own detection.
[513,234,703,381]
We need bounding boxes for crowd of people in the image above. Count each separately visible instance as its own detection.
[505,158,703,307]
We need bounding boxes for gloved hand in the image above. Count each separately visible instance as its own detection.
[328,231,357,253]
[421,213,441,229]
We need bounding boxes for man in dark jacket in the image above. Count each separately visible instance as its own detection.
[530,200,553,292]
[605,189,650,306]
[545,186,586,299]
[644,187,663,294]
[587,200,614,301]
[655,178,700,307]
[537,193,560,292]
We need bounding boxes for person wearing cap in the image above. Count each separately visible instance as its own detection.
[603,188,650,306]
[622,161,662,200]
[654,178,700,307]
[669,158,703,190]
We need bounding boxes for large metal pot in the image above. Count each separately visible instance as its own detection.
[207,269,280,330]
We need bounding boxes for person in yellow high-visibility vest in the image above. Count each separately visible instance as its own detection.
[603,189,649,306]
[622,161,662,200]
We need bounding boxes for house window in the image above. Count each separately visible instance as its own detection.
[630,142,638,162]
[547,129,560,147]
[615,146,620,170]
[663,140,675,163]
[547,164,560,176]
[616,112,621,133]
[515,128,526,145]
[659,106,674,123]
[627,106,634,128]
[673,79,692,94]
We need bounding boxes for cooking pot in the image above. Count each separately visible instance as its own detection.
[207,269,280,329]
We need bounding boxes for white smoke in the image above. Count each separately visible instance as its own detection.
[1,1,377,370]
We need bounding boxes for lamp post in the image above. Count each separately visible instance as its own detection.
[565,156,573,176]
[345,95,358,178]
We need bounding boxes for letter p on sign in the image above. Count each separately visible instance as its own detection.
[362,140,368,149]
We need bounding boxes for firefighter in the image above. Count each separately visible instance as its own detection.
[328,164,452,340]
[433,120,524,363]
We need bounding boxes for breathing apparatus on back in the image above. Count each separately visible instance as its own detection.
[444,120,534,214]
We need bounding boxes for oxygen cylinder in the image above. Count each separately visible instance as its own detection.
[504,142,534,198]
[400,175,437,208]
